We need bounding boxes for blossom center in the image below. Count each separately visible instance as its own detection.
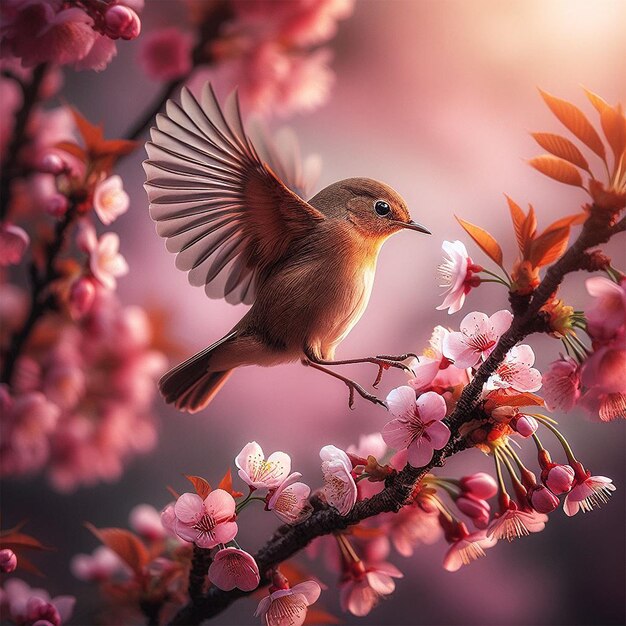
[192,512,217,541]
[247,455,284,483]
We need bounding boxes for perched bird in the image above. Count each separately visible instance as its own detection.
[143,84,430,413]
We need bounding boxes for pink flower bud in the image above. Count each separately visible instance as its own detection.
[456,495,490,528]
[0,548,17,573]
[512,414,538,437]
[104,5,141,40]
[26,597,60,626]
[528,485,559,513]
[459,472,498,499]
[542,463,575,495]
[45,194,69,218]
[38,153,66,175]
[69,277,96,320]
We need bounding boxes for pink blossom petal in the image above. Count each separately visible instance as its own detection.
[204,489,236,520]
[385,385,416,418]
[208,547,260,591]
[416,391,447,422]
[174,492,203,523]
[366,571,396,595]
[406,439,435,467]
[490,309,514,337]
[426,420,451,449]
[382,419,414,451]
[290,581,322,605]
[408,357,440,391]
[174,519,200,543]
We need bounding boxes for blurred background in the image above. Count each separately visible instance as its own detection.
[3,1,625,624]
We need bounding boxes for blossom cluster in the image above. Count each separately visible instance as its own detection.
[1,0,143,71]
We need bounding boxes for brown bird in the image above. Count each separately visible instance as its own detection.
[143,84,430,413]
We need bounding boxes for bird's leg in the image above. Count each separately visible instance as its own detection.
[304,351,417,389]
[302,360,386,409]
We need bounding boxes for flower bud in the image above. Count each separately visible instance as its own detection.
[69,277,96,320]
[512,414,538,437]
[0,548,17,573]
[542,463,575,495]
[38,153,66,175]
[459,472,498,499]
[44,193,69,218]
[26,597,60,626]
[528,485,559,514]
[104,5,141,40]
[456,495,490,528]
[491,405,518,422]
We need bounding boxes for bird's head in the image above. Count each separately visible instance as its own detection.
[311,177,430,241]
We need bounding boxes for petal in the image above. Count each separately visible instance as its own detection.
[235,441,263,473]
[373,562,403,578]
[265,451,292,485]
[510,344,536,366]
[416,391,447,422]
[254,595,271,618]
[319,445,351,469]
[408,358,440,391]
[563,495,580,516]
[291,581,322,605]
[382,419,413,451]
[174,520,198,543]
[459,311,490,336]
[213,520,238,545]
[426,420,451,449]
[511,367,542,393]
[366,572,395,595]
[174,492,203,523]
[385,386,416,418]
[489,309,514,337]
[406,440,435,467]
[204,489,236,520]
[443,332,480,368]
[209,548,260,592]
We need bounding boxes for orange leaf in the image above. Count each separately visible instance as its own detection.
[539,89,606,160]
[583,87,611,116]
[455,217,503,266]
[55,141,87,162]
[542,213,586,235]
[70,108,104,147]
[529,226,570,267]
[521,205,537,259]
[85,524,148,576]
[530,132,589,171]
[529,155,583,187]
[0,532,52,552]
[184,474,212,499]
[218,468,244,498]
[600,104,626,167]
[506,195,526,255]
[486,391,545,409]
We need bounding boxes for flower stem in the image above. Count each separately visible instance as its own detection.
[534,415,578,464]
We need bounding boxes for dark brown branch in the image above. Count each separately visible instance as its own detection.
[168,207,622,625]
[0,64,47,221]
[0,203,77,384]
[188,546,212,603]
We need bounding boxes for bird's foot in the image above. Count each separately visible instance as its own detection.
[370,354,419,388]
[344,379,387,410]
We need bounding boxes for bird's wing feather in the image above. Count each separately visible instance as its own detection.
[143,84,324,305]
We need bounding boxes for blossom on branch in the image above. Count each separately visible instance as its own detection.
[320,445,357,515]
[255,580,322,626]
[209,547,260,592]
[235,441,291,490]
[436,240,482,314]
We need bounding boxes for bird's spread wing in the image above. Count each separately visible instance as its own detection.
[143,84,324,305]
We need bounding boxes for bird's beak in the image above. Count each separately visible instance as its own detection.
[395,220,431,234]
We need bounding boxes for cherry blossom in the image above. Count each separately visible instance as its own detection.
[267,472,312,524]
[254,580,322,626]
[485,344,542,393]
[235,442,291,490]
[138,27,194,81]
[319,445,357,515]
[384,505,442,557]
[456,495,491,528]
[443,310,513,369]
[0,578,75,626]
[436,240,481,314]
[511,414,539,437]
[93,175,129,225]
[70,546,130,582]
[487,505,548,541]
[585,276,626,343]
[543,356,582,412]
[528,485,559,514]
[542,463,575,495]
[173,489,237,548]
[443,530,497,572]
[459,472,498,500]
[346,432,387,460]
[382,387,450,468]
[129,504,166,541]
[0,222,29,266]
[208,547,260,592]
[563,473,616,516]
[340,560,403,617]
[78,223,129,290]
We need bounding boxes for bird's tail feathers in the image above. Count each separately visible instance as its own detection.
[159,332,236,413]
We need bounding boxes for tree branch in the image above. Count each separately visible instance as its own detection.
[168,206,621,625]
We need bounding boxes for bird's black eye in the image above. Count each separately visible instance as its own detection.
[374,200,391,216]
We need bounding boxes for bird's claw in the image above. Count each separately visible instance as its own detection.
[370,356,416,387]
[345,379,385,409]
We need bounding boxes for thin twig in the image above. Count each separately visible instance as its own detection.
[167,206,622,625]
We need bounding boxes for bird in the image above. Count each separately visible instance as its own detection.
[143,83,430,413]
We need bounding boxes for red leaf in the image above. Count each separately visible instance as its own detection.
[520,205,537,260]
[529,155,584,187]
[539,89,606,161]
[506,195,526,255]
[55,141,87,162]
[218,468,244,498]
[600,104,626,168]
[455,217,503,266]
[85,524,148,576]
[184,474,212,499]
[583,87,611,116]
[1,532,52,551]
[529,226,570,267]
[530,132,589,171]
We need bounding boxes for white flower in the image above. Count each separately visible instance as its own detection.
[320,445,357,515]
[235,441,291,490]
